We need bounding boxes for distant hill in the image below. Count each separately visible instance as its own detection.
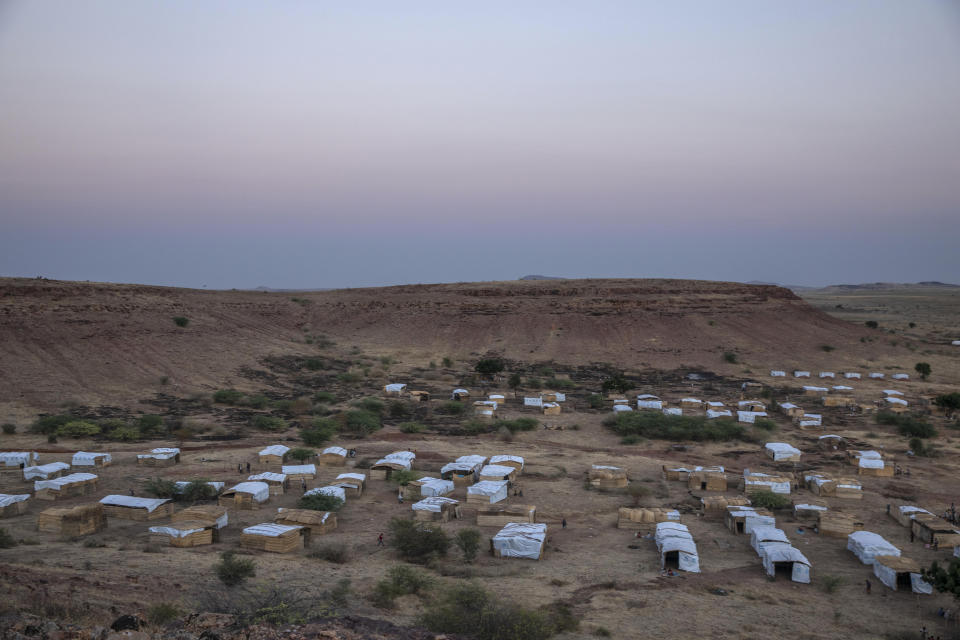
[518,275,567,281]
[816,282,960,292]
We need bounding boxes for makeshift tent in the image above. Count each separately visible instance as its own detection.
[612,404,633,413]
[797,414,822,429]
[760,543,811,583]
[137,448,180,466]
[794,371,811,378]
[637,394,660,400]
[318,447,347,466]
[725,506,775,534]
[662,407,683,416]
[440,462,480,486]
[241,523,308,552]
[404,477,454,500]
[738,400,766,411]
[33,473,99,500]
[770,370,786,377]
[542,402,561,415]
[856,456,893,477]
[149,521,215,547]
[765,443,801,462]
[100,495,174,520]
[409,390,430,402]
[873,556,933,594]
[701,496,750,517]
[22,462,70,481]
[488,394,506,406]
[248,472,289,495]
[848,531,900,565]
[370,451,416,480]
[750,526,790,554]
[173,505,228,530]
[655,522,700,572]
[0,452,37,468]
[618,507,680,529]
[476,504,535,527]
[705,401,725,410]
[491,523,547,560]
[412,496,459,522]
[707,409,733,419]
[456,455,487,466]
[524,397,543,408]
[803,385,828,396]
[384,383,407,395]
[738,411,768,424]
[36,503,106,536]
[479,464,517,482]
[744,471,791,495]
[0,493,30,518]
[883,389,904,397]
[805,474,861,499]
[819,511,864,538]
[893,505,932,527]
[451,388,470,400]
[869,372,885,379]
[680,398,702,410]
[333,473,365,497]
[638,399,663,410]
[71,451,111,467]
[589,465,628,489]
[489,455,524,472]
[793,502,828,519]
[282,464,317,483]
[832,385,854,394]
[817,434,846,450]
[275,508,337,535]
[304,485,347,502]
[819,372,836,378]
[911,514,960,547]
[892,373,910,380]
[844,372,862,379]
[219,482,271,509]
[466,480,508,505]
[778,402,804,418]
[258,445,290,466]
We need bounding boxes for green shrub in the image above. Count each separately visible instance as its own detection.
[147,602,181,626]
[753,418,777,432]
[0,528,17,549]
[354,397,384,413]
[749,490,791,510]
[605,412,745,442]
[454,528,482,563]
[144,477,179,499]
[915,362,932,380]
[621,434,641,445]
[877,412,937,438]
[213,389,244,404]
[340,409,381,436]
[821,345,835,352]
[389,469,416,486]
[436,401,465,416]
[601,374,631,394]
[313,391,336,403]
[245,394,270,409]
[30,414,72,435]
[304,358,324,371]
[173,316,189,327]
[723,351,738,364]
[821,574,844,594]
[545,377,575,390]
[309,543,351,564]
[105,425,141,441]
[137,414,165,437]
[302,423,336,447]
[442,357,454,368]
[1,423,16,435]
[475,358,505,377]
[56,420,101,438]
[298,493,344,512]
[934,393,960,417]
[179,479,218,502]
[336,372,362,384]
[288,447,316,462]
[399,421,426,434]
[501,417,539,433]
[252,415,287,432]
[865,320,878,329]
[460,419,493,436]
[388,400,412,419]
[214,551,256,587]
[588,394,604,409]
[370,565,435,608]
[389,517,449,563]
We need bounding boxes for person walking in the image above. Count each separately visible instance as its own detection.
[377,532,384,547]
[246,462,251,473]
[865,579,871,595]
[561,518,567,529]
[398,488,404,504]
[237,463,242,473]
[300,478,307,494]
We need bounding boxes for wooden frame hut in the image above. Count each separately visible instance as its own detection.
[701,495,750,518]
[71,451,112,468]
[0,494,30,518]
[451,388,470,401]
[849,451,894,477]
[491,523,546,560]
[466,480,508,505]
[37,503,106,536]
[241,523,309,552]
[805,474,862,499]
[744,472,791,495]
[137,448,180,467]
[688,470,727,492]
[22,462,70,481]
[680,398,703,411]
[473,402,497,418]
[440,461,480,486]
[477,504,536,527]
[219,482,271,510]
[149,521,215,547]
[589,465,628,489]
[409,390,431,402]
[873,556,933,593]
[33,473,99,501]
[911,514,960,547]
[541,402,561,415]
[764,442,801,463]
[479,464,517,483]
[818,511,864,538]
[778,402,804,419]
[725,506,775,535]
[281,464,317,484]
[488,393,507,407]
[332,472,365,497]
[817,434,846,451]
[248,472,289,495]
[258,445,290,467]
[489,455,524,474]
[370,451,415,480]
[0,451,38,470]
[412,496,460,522]
[892,505,932,527]
[793,501,828,520]
[173,505,229,534]
[384,383,407,396]
[100,495,174,521]
[403,477,455,501]
[617,507,680,530]
[318,446,348,466]
[275,508,337,535]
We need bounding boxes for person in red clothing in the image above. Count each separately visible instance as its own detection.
[377,533,384,547]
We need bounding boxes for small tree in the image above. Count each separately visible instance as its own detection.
[454,528,482,563]
[390,470,416,486]
[214,551,256,587]
[864,320,878,329]
[475,358,505,378]
[923,558,960,600]
[915,362,931,380]
[625,484,651,506]
[298,493,344,512]
[1,423,16,435]
[601,374,631,395]
[507,373,523,398]
[934,393,960,418]
[389,517,449,563]
[56,420,100,438]
[749,490,791,510]
[288,448,316,462]
[173,316,189,327]
[144,477,179,499]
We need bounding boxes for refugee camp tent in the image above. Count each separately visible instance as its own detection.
[137,448,180,466]
[655,522,700,572]
[794,371,811,378]
[765,443,802,462]
[688,469,727,491]
[770,371,786,377]
[844,372,862,379]
[479,464,517,482]
[219,482,271,509]
[701,496,750,517]
[778,402,804,418]
[22,462,70,481]
[662,407,682,416]
[911,514,960,547]
[172,505,228,531]
[491,522,547,560]
[883,389,904,397]
[893,505,932,527]
[524,397,543,408]
[241,523,308,552]
[441,462,481,486]
[466,480,509,505]
[281,464,317,483]
[725,506,775,534]
[738,400,766,411]
[370,451,416,480]
[892,374,910,380]
[819,511,864,538]
[738,411,768,424]
[258,445,290,466]
[33,473,98,500]
[248,472,289,495]
[0,494,30,518]
[612,404,633,413]
[589,465,628,489]
[707,409,733,418]
[705,401,726,410]
[803,386,828,397]
[793,502,828,519]
[384,383,407,396]
[848,531,900,565]
[36,503,106,536]
[873,556,933,594]
[489,455,524,473]
[451,389,470,400]
[100,495,174,521]
[488,394,506,407]
[819,372,836,378]
[318,447,348,466]
[0,451,38,468]
[275,508,337,535]
[618,507,680,529]
[664,464,723,481]
[852,452,893,477]
[681,398,703,410]
[870,372,885,379]
[750,526,790,554]
[744,471,791,495]
[404,477,455,500]
[412,496,459,522]
[760,543,811,583]
[542,402,561,415]
[149,520,217,547]
[638,399,663,410]
[71,451,111,468]
[797,414,822,429]
[333,472,366,496]
[817,434,846,450]
[477,504,536,527]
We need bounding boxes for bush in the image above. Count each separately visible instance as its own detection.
[298,493,344,512]
[1,423,16,435]
[144,477,179,499]
[454,528,482,563]
[137,414,165,437]
[442,357,454,368]
[876,412,937,439]
[179,479,218,502]
[475,358,505,377]
[370,565,435,608]
[339,409,381,436]
[915,362,932,380]
[865,320,878,329]
[588,394,604,409]
[213,389,244,404]
[173,316,189,327]
[545,377,575,390]
[29,414,72,435]
[399,421,426,434]
[820,345,835,352]
[437,401,465,416]
[301,424,335,447]
[722,351,738,364]
[389,469,416,486]
[252,415,287,432]
[753,418,777,432]
[604,412,746,442]
[304,358,324,371]
[336,371,362,384]
[245,394,270,409]
[749,490,791,510]
[0,528,17,549]
[821,574,844,594]
[501,417,538,433]
[288,447,316,462]
[56,420,101,438]
[934,393,960,417]
[309,543,351,564]
[105,425,141,441]
[389,517,449,563]
[601,374,631,394]
[313,391,336,403]
[388,400,413,420]
[147,602,181,626]
[354,397,384,414]
[214,551,256,587]
[460,419,493,436]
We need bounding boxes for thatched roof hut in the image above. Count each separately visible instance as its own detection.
[819,511,864,538]
[911,514,960,547]
[173,504,228,530]
[873,556,933,593]
[701,495,750,518]
[617,507,680,530]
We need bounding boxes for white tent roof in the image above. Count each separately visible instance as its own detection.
[818,434,844,440]
[71,451,111,465]
[794,371,811,377]
[750,526,789,552]
[892,373,910,379]
[885,397,908,406]
[480,464,515,478]
[832,385,853,391]
[456,455,487,465]
[243,523,302,537]
[898,506,931,520]
[707,409,732,418]
[322,446,348,456]
[441,462,480,474]
[490,455,523,469]
[335,472,365,483]
[282,464,316,475]
[419,478,455,497]
[858,449,883,459]
[637,394,660,400]
[100,495,170,512]
[0,452,38,467]
[412,496,458,513]
[259,445,290,456]
[523,397,543,407]
[492,523,547,559]
[613,404,633,412]
[22,462,70,480]
[761,543,809,565]
[765,443,801,459]
[137,447,180,460]
[226,481,270,502]
[802,386,828,392]
[779,402,799,410]
[869,372,885,378]
[681,397,701,403]
[705,401,725,408]
[385,383,407,392]
[638,400,663,409]
[663,407,682,416]
[770,370,786,376]
[819,372,835,377]
[0,494,30,508]
[34,472,97,491]
[848,531,900,565]
[844,372,862,378]
[248,472,286,483]
[149,525,205,538]
[882,389,904,396]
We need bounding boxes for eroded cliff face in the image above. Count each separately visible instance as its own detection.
[0,277,870,410]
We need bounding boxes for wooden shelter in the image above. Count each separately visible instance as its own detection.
[805,474,862,499]
[793,501,828,520]
[403,477,455,501]
[617,507,680,530]
[248,472,289,495]
[0,494,30,518]
[33,473,99,501]
[724,506,775,535]
[241,523,309,553]
[491,523,546,560]
[258,445,290,467]
[701,495,750,518]
[818,511,864,538]
[891,505,932,528]
[466,480,508,505]
[589,465,628,489]
[332,473,366,497]
[479,464,517,483]
[149,521,215,547]
[688,470,727,491]
[274,508,337,535]
[22,462,70,481]
[71,451,111,468]
[318,446,348,466]
[476,504,536,527]
[541,402,561,415]
[172,504,228,534]
[778,403,804,419]
[817,435,847,451]
[873,555,933,594]
[412,496,460,522]
[36,503,106,536]
[219,482,271,510]
[370,451,416,480]
[409,390,431,402]
[911,514,960,547]
[100,495,174,521]
[440,461,481,486]
[489,455,524,474]
[137,448,180,467]
[281,464,317,484]
[384,383,407,396]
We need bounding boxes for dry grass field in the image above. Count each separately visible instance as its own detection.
[2,277,960,639]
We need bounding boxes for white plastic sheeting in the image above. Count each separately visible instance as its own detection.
[654,522,700,573]
[259,445,290,457]
[779,402,799,411]
[34,472,97,492]
[418,478,455,497]
[412,496,459,513]
[802,386,828,393]
[761,543,811,583]
[662,408,683,416]
[248,472,287,483]
[282,465,317,476]
[869,372,885,379]
[844,372,862,379]
[899,506,932,521]
[738,411,768,424]
[799,414,822,427]
[72,451,111,466]
[706,401,725,408]
[384,383,407,393]
[750,527,790,553]
[490,455,524,470]
[467,480,508,504]
[22,462,70,480]
[770,370,786,377]
[818,434,844,441]
[892,373,910,380]
[848,531,900,565]
[0,494,30,508]
[832,385,853,391]
[523,397,543,407]
[729,509,776,534]
[738,400,766,410]
[681,398,701,404]
[613,404,634,413]
[794,371,811,378]
[492,523,547,559]
[305,486,346,501]
[707,409,733,418]
[637,394,660,400]
[322,447,348,457]
[100,495,170,512]
[638,400,663,410]
[441,462,480,475]
[794,503,827,517]
[480,465,515,480]
[553,393,566,402]
[0,452,38,467]
[819,372,835,378]
[226,482,270,503]
[149,525,205,538]
[883,389,904,396]
[745,473,790,495]
[872,559,933,594]
[859,458,885,470]
[138,448,180,460]
[885,397,908,406]
[456,455,487,466]
[374,451,416,470]
[335,472,365,484]
[765,443,801,461]
[243,523,301,537]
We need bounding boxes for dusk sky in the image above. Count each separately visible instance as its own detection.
[1,1,958,289]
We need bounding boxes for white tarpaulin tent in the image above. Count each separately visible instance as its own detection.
[760,543,811,583]
[892,373,910,380]
[479,465,515,480]
[248,472,287,483]
[412,496,458,513]
[243,523,301,537]
[883,389,904,397]
[305,486,346,501]
[34,472,97,492]
[0,452,38,467]
[802,386,828,393]
[375,451,416,470]
[663,407,682,416]
[489,455,524,471]
[225,482,270,503]
[770,370,786,377]
[259,445,290,457]
[655,522,700,573]
[848,531,900,565]
[149,524,205,538]
[745,472,790,495]
[819,372,835,378]
[859,457,885,470]
[738,411,768,423]
[638,400,663,410]
[384,383,407,393]
[613,404,633,413]
[22,462,70,480]
[798,415,822,427]
[794,503,828,518]
[282,464,317,476]
[467,480,508,504]
[523,397,543,407]
[456,455,487,466]
[750,526,790,554]
[100,495,170,512]
[729,508,776,534]
[794,371,811,378]
[844,372,862,379]
[870,372,885,379]
[335,472,365,485]
[872,556,933,594]
[885,397,909,407]
[137,448,180,460]
[441,462,480,475]
[418,478,455,497]
[765,443,801,461]
[0,494,30,508]
[492,523,547,560]
[71,451,111,466]
[322,446,348,458]
[707,409,732,418]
